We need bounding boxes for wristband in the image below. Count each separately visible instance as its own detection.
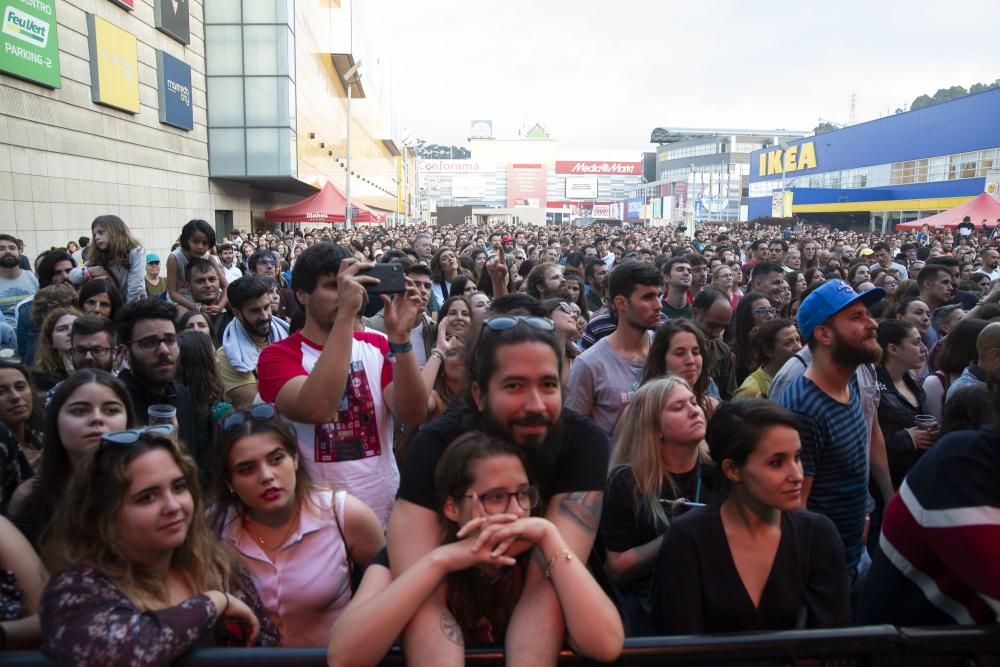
[543,547,574,580]
[429,348,445,362]
[388,340,413,355]
[218,593,231,617]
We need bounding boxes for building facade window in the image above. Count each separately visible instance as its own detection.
[205,1,297,178]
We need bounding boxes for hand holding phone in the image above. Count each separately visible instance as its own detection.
[358,263,406,295]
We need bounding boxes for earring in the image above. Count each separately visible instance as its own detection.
[228,486,235,495]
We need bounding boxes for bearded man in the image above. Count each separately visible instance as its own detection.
[776,279,885,616]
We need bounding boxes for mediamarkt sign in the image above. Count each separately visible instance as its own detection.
[555,160,642,176]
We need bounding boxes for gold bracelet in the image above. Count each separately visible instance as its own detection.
[543,547,574,579]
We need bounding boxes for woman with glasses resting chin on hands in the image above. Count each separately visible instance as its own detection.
[211,405,384,647]
[40,427,278,666]
[327,431,623,667]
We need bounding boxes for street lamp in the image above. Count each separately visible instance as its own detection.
[344,61,361,230]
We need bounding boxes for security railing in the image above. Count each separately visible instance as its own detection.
[4,624,998,666]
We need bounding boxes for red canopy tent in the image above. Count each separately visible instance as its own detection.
[895,193,1000,230]
[264,182,386,224]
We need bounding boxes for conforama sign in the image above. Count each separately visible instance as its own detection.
[555,161,642,176]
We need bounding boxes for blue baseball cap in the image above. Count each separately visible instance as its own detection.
[146,253,160,264]
[796,280,885,342]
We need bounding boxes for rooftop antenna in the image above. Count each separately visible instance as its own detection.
[849,92,857,125]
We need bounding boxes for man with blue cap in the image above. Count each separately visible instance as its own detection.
[776,280,885,617]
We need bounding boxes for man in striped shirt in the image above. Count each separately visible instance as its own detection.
[777,280,885,610]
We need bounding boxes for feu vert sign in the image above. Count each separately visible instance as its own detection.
[1,0,61,88]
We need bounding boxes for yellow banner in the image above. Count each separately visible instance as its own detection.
[89,15,139,113]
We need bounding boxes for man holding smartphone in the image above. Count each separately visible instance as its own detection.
[257,243,428,528]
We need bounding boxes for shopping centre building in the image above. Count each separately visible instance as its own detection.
[748,87,1000,230]
[417,122,643,226]
[629,129,808,225]
[0,0,413,259]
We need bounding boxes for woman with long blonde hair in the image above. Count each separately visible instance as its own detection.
[600,376,717,635]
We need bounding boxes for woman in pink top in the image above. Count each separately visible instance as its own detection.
[211,405,384,647]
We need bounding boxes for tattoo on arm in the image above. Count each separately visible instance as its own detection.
[439,612,464,647]
[558,491,603,533]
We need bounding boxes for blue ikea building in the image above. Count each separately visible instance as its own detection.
[748,87,1000,230]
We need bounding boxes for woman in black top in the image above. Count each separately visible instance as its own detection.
[601,376,717,636]
[876,320,933,489]
[651,399,850,634]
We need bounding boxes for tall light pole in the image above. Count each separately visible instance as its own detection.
[344,61,361,230]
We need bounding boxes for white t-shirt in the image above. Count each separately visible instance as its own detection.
[257,329,397,527]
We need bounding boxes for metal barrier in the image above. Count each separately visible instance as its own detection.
[3,625,998,666]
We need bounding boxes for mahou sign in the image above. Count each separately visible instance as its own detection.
[555,160,642,175]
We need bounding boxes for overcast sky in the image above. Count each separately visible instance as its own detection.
[368,0,998,160]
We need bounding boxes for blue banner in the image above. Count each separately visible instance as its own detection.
[625,197,644,220]
[156,50,192,130]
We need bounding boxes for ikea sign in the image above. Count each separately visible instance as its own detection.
[758,141,818,177]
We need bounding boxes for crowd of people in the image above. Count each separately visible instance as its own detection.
[0,211,998,665]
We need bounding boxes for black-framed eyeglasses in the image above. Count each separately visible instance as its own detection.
[221,403,279,432]
[129,333,178,352]
[462,486,540,515]
[482,316,555,333]
[100,425,174,446]
[752,307,779,317]
[72,345,113,359]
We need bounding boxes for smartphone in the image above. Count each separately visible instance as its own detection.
[359,263,406,295]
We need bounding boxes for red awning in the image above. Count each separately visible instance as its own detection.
[895,193,1000,230]
[264,182,386,224]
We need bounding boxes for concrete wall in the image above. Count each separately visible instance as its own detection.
[0,0,251,261]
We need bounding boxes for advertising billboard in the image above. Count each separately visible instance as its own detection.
[107,0,135,9]
[452,175,486,198]
[0,0,61,88]
[565,176,598,199]
[652,197,662,218]
[155,0,189,44]
[507,164,547,208]
[592,204,611,217]
[555,160,642,176]
[156,50,193,130]
[624,197,644,221]
[87,14,139,113]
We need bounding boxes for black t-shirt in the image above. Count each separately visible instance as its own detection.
[600,462,718,596]
[398,403,610,510]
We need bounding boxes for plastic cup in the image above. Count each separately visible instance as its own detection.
[148,404,177,431]
[913,414,937,432]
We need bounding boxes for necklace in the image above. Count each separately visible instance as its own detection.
[243,506,299,552]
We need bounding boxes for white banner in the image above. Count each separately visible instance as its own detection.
[452,175,486,198]
[565,176,598,199]
[986,169,1000,200]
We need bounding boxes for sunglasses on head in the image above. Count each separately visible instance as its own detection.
[552,302,574,316]
[221,403,279,432]
[482,316,555,333]
[100,424,174,446]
